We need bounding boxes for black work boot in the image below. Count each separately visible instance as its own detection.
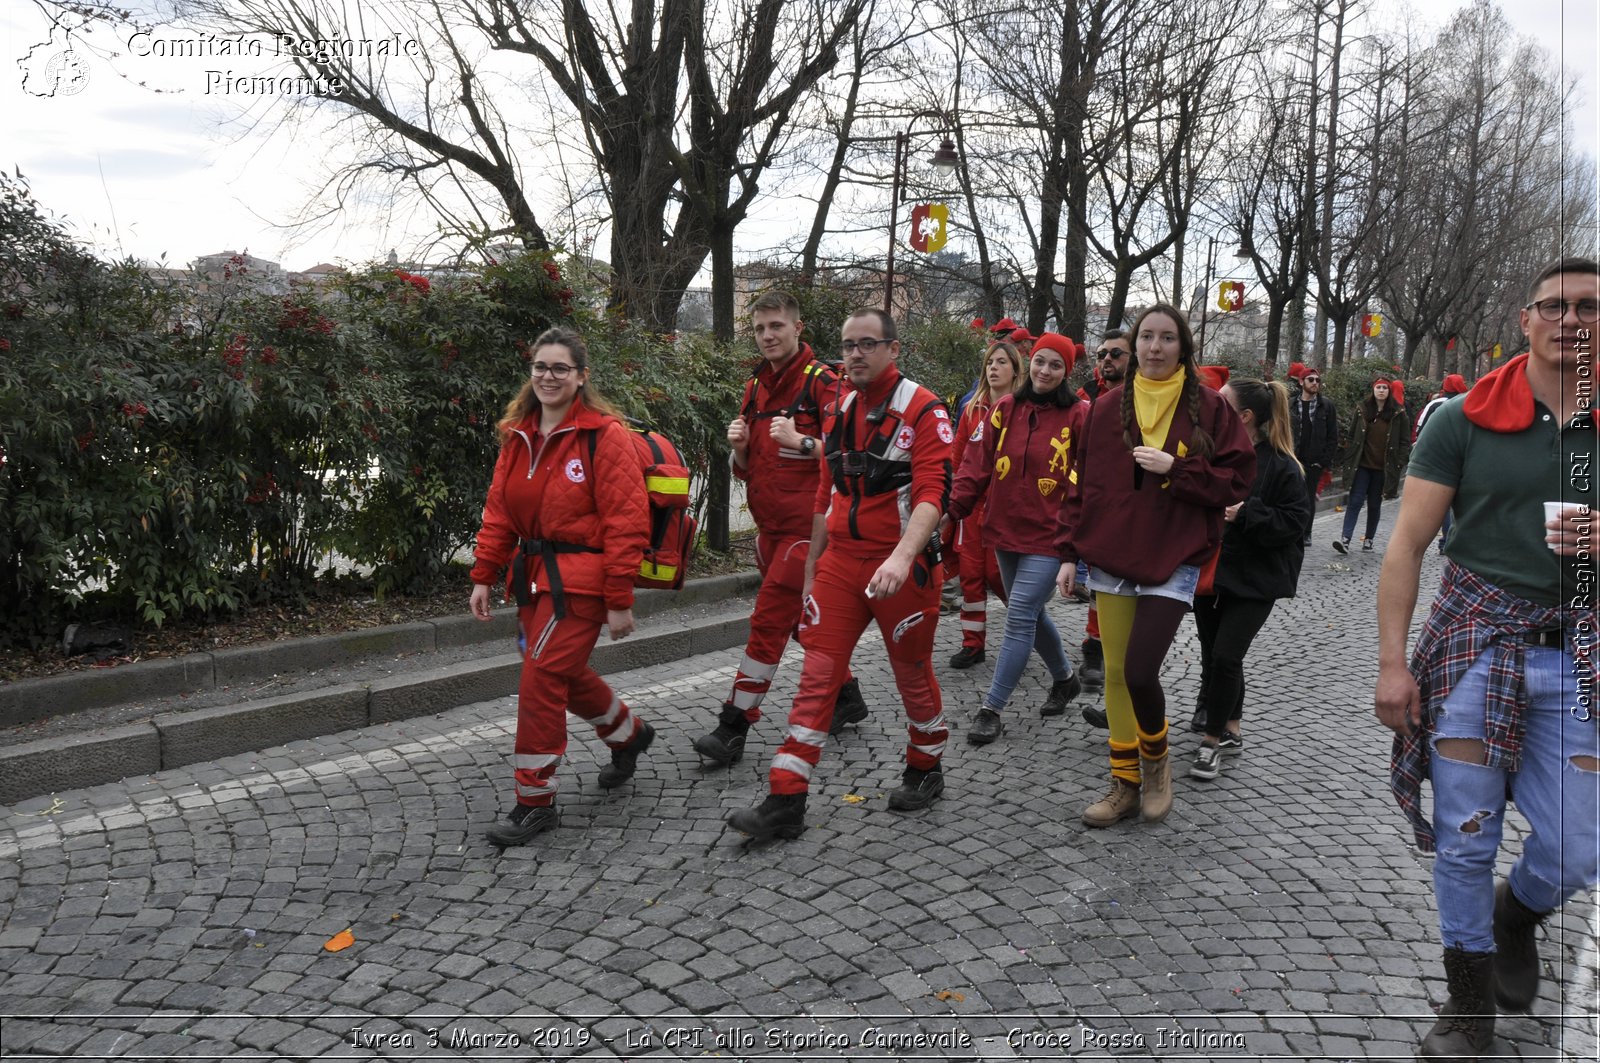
[1080,638,1105,690]
[1419,947,1496,1061]
[829,678,869,735]
[1492,880,1551,1011]
[727,792,806,840]
[887,764,944,811]
[694,703,750,767]
[949,645,986,669]
[486,802,559,847]
[1041,672,1082,717]
[1081,703,1109,729]
[597,721,654,789]
[967,707,1004,745]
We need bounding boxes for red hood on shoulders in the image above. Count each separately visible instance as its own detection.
[1461,353,1538,433]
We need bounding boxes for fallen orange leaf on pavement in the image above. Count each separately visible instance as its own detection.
[324,929,355,952]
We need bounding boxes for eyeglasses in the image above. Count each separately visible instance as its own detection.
[531,362,577,378]
[840,337,889,354]
[1525,298,1600,323]
[1302,377,1321,384]
[1096,349,1126,360]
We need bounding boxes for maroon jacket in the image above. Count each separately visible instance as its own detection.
[949,393,1087,555]
[1061,382,1255,585]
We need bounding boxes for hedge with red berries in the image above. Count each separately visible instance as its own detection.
[0,175,744,647]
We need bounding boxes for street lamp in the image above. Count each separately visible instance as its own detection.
[1195,235,1251,361]
[884,113,960,314]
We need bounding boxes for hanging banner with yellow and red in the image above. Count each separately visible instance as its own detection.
[909,204,949,253]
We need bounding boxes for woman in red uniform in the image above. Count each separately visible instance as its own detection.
[469,327,655,847]
[947,339,1023,669]
[1059,305,1255,827]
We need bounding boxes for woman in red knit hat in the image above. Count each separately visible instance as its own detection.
[1334,378,1412,553]
[945,333,1087,743]
[1058,305,1255,826]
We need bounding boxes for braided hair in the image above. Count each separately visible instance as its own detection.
[1119,304,1214,460]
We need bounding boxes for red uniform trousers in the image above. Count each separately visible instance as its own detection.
[955,504,1006,651]
[768,549,947,795]
[512,592,642,807]
[727,532,855,723]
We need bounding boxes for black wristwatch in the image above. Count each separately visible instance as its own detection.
[800,437,817,456]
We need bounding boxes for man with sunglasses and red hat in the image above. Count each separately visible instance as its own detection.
[1290,365,1338,547]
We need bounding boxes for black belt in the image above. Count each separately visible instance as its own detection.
[511,537,601,619]
[1525,628,1566,649]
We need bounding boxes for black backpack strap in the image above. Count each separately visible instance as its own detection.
[513,424,606,622]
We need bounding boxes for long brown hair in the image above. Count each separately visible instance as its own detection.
[497,327,626,434]
[1120,303,1214,460]
[1230,378,1302,475]
[966,340,1023,415]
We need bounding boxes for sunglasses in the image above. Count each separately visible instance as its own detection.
[1096,349,1126,360]
[1302,377,1320,383]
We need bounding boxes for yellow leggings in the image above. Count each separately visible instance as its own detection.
[1094,590,1176,783]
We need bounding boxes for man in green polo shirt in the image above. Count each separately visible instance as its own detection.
[1375,258,1600,1062]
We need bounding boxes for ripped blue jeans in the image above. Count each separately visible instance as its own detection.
[1431,645,1600,952]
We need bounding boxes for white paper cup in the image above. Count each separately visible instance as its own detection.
[1545,502,1584,549]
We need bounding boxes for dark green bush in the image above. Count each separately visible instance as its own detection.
[0,175,747,646]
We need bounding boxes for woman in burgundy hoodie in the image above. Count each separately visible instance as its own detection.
[1058,305,1255,828]
[945,334,1087,745]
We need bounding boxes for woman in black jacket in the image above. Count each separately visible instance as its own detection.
[1188,379,1311,781]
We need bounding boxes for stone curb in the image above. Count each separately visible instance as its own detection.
[0,571,762,730]
[0,606,753,805]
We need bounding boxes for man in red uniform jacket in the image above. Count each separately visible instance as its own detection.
[729,308,955,840]
[695,291,868,766]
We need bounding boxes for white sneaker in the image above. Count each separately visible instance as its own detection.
[1189,743,1223,780]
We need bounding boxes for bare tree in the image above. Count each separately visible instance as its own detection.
[1379,0,1578,374]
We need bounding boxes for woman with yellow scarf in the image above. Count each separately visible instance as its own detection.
[1056,304,1256,827]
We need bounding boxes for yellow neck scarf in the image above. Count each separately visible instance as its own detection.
[1133,366,1187,450]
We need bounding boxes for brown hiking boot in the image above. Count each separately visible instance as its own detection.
[1139,753,1173,823]
[1082,777,1140,827]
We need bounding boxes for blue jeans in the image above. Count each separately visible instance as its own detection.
[983,551,1072,712]
[1340,467,1384,541]
[1431,646,1600,952]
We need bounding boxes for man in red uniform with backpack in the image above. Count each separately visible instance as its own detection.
[729,308,955,840]
[694,291,868,766]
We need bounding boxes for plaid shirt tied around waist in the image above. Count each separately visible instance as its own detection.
[1391,559,1597,852]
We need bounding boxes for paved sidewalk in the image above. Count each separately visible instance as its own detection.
[0,505,1596,1061]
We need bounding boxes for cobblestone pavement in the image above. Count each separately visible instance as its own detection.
[1,506,1596,1062]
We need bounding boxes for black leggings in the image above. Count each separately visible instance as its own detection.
[1193,591,1277,738]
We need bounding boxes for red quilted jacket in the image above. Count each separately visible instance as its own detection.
[470,399,649,611]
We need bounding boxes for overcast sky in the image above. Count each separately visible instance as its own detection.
[4,0,1596,276]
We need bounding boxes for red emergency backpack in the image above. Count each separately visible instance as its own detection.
[587,422,697,590]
